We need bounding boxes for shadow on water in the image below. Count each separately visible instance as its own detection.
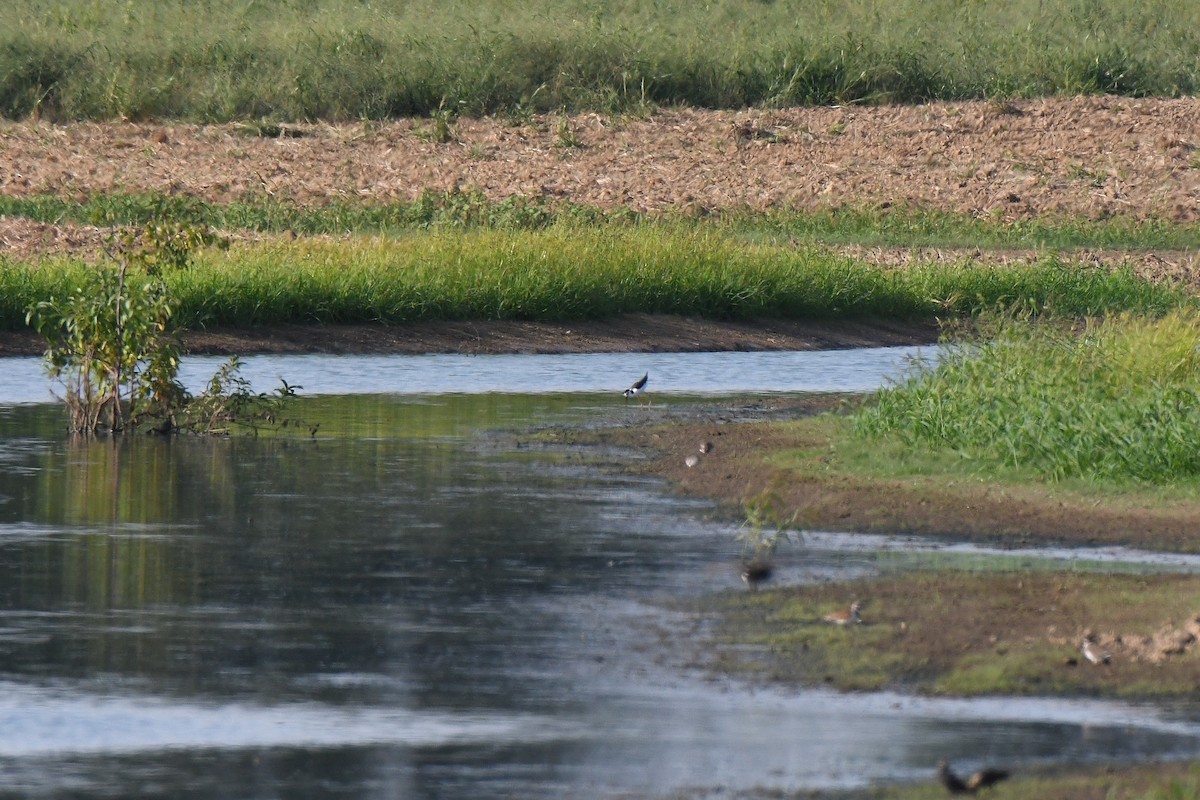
[0,393,1197,797]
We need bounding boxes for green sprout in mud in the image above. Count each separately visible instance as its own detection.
[736,486,801,561]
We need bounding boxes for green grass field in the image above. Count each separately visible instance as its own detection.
[4,0,1199,120]
[1,222,1188,331]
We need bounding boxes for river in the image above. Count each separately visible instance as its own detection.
[0,349,1195,798]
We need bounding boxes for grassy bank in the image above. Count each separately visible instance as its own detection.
[0,225,1187,331]
[856,311,1200,483]
[5,0,1200,120]
[684,569,1200,698]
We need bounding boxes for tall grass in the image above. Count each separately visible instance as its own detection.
[855,311,1200,483]
[0,227,1187,331]
[3,0,1199,120]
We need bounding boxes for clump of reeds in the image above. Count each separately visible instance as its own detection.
[855,311,1200,483]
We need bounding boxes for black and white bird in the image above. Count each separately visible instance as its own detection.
[936,760,1010,795]
[623,372,649,404]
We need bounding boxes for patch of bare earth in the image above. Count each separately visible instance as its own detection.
[1,96,1198,353]
[2,96,1198,219]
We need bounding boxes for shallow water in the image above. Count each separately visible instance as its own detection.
[0,361,1197,797]
[0,346,933,404]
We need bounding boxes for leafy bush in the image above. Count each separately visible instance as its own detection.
[26,222,296,435]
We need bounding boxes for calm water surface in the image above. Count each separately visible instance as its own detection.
[0,352,1197,798]
[1,346,933,404]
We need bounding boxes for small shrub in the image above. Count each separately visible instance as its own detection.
[26,220,296,436]
[554,111,583,149]
[178,356,301,435]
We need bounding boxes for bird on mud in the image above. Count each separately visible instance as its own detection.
[686,441,715,468]
[739,558,773,590]
[1081,637,1112,665]
[623,372,649,405]
[936,760,1010,795]
[822,601,863,626]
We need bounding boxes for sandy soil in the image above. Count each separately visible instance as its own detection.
[0,315,939,357]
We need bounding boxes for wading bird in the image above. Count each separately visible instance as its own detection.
[1081,637,1112,665]
[686,441,714,467]
[623,372,648,405]
[822,601,862,626]
[739,558,773,590]
[936,760,1010,795]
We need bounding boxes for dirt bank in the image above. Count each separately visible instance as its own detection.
[580,402,1200,552]
[0,314,939,357]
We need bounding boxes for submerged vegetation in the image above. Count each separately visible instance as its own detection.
[3,0,1200,120]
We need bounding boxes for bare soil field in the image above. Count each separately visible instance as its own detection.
[2,96,1197,221]
[2,96,1197,354]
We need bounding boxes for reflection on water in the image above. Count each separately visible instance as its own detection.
[0,395,1197,798]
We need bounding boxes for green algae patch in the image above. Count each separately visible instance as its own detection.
[680,571,1200,699]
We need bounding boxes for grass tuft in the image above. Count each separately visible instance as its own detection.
[856,311,1200,483]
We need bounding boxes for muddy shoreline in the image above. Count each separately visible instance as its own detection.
[0,314,940,357]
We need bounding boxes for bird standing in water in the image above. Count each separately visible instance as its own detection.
[739,558,773,589]
[623,372,649,405]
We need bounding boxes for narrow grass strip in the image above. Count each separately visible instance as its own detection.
[0,228,1188,332]
[4,192,1200,252]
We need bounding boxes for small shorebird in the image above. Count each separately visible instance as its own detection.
[822,601,862,626]
[1081,637,1111,665]
[936,760,1010,795]
[623,372,648,405]
[739,558,773,589]
[686,441,714,467]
